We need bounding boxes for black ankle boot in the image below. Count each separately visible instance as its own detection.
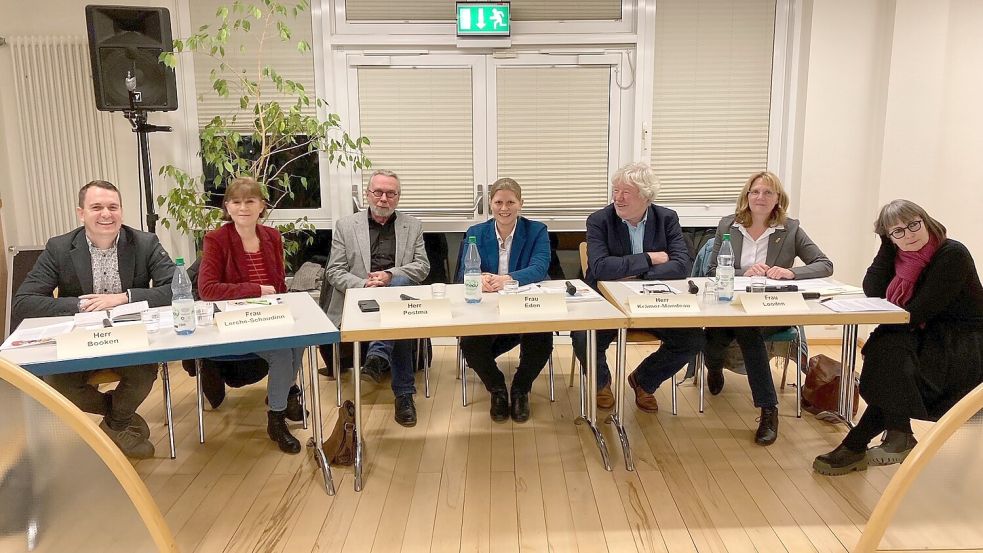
[813,444,868,476]
[707,367,725,395]
[267,410,301,454]
[489,388,509,423]
[755,406,779,446]
[510,389,530,423]
[284,386,308,422]
[867,430,917,466]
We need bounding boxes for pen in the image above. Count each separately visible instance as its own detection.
[819,297,832,303]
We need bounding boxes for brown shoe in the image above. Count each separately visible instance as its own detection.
[627,372,659,413]
[596,385,615,410]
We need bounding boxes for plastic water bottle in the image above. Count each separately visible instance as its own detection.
[463,236,482,304]
[717,234,735,301]
[171,257,196,335]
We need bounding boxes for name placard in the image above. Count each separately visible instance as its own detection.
[381,299,452,326]
[216,304,294,332]
[499,293,568,317]
[738,292,809,314]
[56,324,149,359]
[628,294,700,314]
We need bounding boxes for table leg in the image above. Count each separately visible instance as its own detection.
[305,345,335,495]
[333,343,342,407]
[698,351,706,413]
[608,327,634,471]
[161,362,176,459]
[817,324,858,427]
[353,341,365,491]
[575,329,611,471]
[195,359,205,443]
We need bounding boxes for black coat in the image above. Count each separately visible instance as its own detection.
[859,236,983,420]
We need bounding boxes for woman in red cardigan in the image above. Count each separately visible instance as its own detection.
[198,177,304,454]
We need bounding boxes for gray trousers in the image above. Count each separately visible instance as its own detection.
[44,364,157,428]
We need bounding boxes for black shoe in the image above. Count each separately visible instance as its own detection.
[489,388,509,423]
[360,355,389,384]
[867,430,917,466]
[284,386,308,422]
[754,406,779,446]
[267,410,301,454]
[707,367,725,395]
[200,364,226,409]
[510,389,530,423]
[394,394,417,427]
[813,444,868,476]
[318,365,350,380]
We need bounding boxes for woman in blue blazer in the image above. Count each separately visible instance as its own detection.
[455,178,552,423]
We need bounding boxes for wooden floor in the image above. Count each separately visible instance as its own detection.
[123,343,932,553]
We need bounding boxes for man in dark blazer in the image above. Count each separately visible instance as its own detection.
[12,180,175,458]
[572,162,704,413]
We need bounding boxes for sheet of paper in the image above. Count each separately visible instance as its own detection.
[74,311,109,327]
[820,297,904,313]
[110,300,148,320]
[1,321,76,350]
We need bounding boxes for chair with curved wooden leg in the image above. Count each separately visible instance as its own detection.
[0,357,178,552]
[854,381,983,553]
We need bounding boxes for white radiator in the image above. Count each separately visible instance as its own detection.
[9,36,119,243]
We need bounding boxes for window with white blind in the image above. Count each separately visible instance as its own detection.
[650,0,776,203]
[496,66,611,216]
[343,0,622,22]
[189,1,315,130]
[356,67,475,215]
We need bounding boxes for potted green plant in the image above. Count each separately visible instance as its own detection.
[158,0,369,262]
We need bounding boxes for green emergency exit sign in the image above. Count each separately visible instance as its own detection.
[456,2,511,36]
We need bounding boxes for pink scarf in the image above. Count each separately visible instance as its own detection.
[886,236,940,307]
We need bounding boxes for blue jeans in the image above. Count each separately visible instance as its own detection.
[364,273,417,397]
[255,348,303,411]
[572,328,705,393]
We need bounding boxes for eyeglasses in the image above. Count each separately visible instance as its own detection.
[367,189,399,199]
[748,189,776,198]
[888,220,923,239]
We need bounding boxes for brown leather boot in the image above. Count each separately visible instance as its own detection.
[627,372,659,413]
[596,385,615,410]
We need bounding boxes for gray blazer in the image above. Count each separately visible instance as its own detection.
[707,215,833,279]
[323,210,430,326]
[12,225,175,330]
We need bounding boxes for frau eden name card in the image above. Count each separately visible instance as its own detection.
[499,293,567,316]
[216,304,294,332]
[628,294,700,314]
[738,292,809,314]
[381,299,452,326]
[56,324,149,359]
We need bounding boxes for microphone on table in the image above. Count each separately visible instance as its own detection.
[687,280,699,294]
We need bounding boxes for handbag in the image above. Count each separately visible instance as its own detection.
[323,400,358,466]
[801,354,860,416]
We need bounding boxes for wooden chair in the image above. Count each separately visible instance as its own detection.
[855,381,983,552]
[568,242,687,413]
[0,357,179,552]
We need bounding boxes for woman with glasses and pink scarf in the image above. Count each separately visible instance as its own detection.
[814,200,983,475]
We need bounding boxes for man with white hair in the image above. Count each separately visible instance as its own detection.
[324,169,430,426]
[572,162,704,412]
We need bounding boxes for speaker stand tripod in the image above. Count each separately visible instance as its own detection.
[122,106,171,233]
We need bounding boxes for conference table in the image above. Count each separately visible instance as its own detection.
[598,277,911,469]
[0,292,341,494]
[339,280,629,491]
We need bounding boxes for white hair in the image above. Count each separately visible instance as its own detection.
[612,162,660,202]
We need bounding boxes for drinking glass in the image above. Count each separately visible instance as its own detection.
[140,309,160,333]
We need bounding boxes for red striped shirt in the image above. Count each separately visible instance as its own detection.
[244,251,274,287]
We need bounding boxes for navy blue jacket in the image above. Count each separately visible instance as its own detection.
[455,217,550,286]
[584,203,692,288]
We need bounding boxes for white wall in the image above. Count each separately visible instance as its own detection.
[794,0,983,290]
[0,0,196,258]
